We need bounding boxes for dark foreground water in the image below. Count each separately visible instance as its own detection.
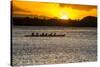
[12,26,97,66]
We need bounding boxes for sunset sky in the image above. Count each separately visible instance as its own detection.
[12,1,97,20]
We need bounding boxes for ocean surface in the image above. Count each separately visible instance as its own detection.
[12,26,97,66]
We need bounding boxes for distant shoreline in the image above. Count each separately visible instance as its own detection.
[12,24,97,27]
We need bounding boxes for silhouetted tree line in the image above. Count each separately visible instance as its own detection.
[12,16,97,27]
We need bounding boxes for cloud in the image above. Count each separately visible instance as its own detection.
[12,5,30,12]
[59,3,97,11]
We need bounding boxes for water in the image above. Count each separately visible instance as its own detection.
[12,26,97,66]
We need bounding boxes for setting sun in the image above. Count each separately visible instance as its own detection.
[60,15,69,20]
[12,1,97,19]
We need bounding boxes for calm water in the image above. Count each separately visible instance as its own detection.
[12,26,97,66]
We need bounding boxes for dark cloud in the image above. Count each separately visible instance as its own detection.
[59,3,97,11]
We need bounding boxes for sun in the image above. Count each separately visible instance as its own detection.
[60,15,69,20]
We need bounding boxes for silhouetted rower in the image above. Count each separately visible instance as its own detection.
[32,32,34,36]
[41,33,45,36]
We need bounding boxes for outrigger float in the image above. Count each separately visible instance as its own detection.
[24,32,65,37]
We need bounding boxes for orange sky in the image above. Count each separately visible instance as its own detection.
[12,1,97,19]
